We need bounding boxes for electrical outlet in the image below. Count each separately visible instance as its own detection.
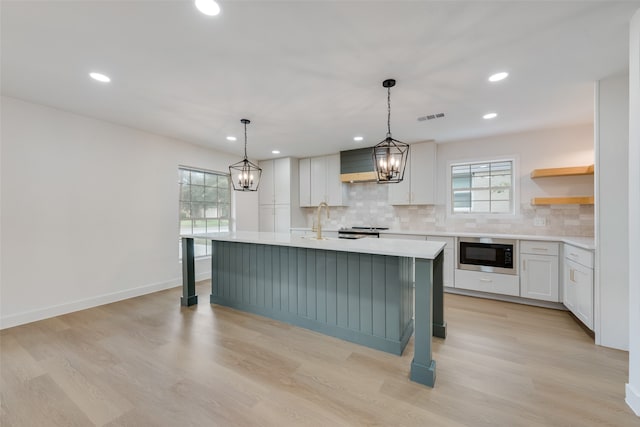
[533,217,547,227]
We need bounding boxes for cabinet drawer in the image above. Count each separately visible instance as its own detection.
[454,269,519,296]
[426,236,455,249]
[521,240,559,256]
[563,244,593,268]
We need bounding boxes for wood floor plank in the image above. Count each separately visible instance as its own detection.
[1,280,638,426]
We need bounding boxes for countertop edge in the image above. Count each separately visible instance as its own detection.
[183,231,446,259]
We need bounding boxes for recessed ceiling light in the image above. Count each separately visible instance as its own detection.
[488,72,509,82]
[195,0,220,16]
[483,113,498,120]
[353,136,364,142]
[89,72,110,83]
[226,136,237,141]
[272,150,280,154]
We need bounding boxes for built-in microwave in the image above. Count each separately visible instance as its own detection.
[458,237,517,275]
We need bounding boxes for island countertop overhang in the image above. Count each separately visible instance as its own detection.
[182,231,445,259]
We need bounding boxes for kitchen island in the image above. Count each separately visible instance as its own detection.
[180,231,446,387]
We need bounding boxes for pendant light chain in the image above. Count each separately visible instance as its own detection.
[243,120,248,159]
[387,85,392,137]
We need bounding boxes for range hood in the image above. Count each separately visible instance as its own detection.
[340,148,377,183]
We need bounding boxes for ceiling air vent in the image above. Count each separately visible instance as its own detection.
[417,113,445,121]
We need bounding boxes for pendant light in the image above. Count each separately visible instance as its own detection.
[229,119,262,191]
[373,79,409,183]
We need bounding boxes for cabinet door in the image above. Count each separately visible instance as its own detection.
[273,158,291,205]
[310,156,327,206]
[325,154,345,206]
[520,254,559,302]
[388,156,411,205]
[410,141,436,205]
[574,262,594,330]
[258,160,274,205]
[564,258,593,329]
[259,205,275,232]
[299,158,311,207]
[425,236,454,288]
[274,204,291,233]
[563,259,577,312]
[443,248,454,288]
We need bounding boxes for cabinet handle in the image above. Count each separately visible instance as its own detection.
[532,247,548,252]
[480,278,492,282]
[569,252,579,258]
[523,260,526,271]
[570,268,575,282]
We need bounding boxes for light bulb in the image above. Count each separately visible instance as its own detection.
[195,0,220,16]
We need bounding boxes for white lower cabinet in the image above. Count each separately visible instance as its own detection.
[520,241,559,302]
[563,244,594,330]
[454,269,520,296]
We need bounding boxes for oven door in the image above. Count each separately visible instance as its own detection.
[458,238,517,275]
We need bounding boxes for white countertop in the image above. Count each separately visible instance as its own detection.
[289,228,595,250]
[183,231,446,259]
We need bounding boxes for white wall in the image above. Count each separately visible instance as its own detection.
[626,8,640,417]
[435,123,595,206]
[595,73,629,351]
[0,97,259,328]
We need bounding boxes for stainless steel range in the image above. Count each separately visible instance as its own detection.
[338,226,389,239]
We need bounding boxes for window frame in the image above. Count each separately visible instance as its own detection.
[447,156,519,217]
[178,165,231,259]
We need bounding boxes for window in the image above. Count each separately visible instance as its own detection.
[451,160,513,214]
[179,167,230,257]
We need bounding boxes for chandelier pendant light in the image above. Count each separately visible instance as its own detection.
[373,79,409,184]
[229,119,262,191]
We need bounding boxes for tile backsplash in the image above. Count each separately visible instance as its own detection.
[303,182,594,237]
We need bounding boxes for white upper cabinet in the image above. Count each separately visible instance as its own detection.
[260,157,293,206]
[258,157,304,232]
[388,141,436,205]
[299,158,311,207]
[259,159,275,205]
[299,154,348,207]
[310,156,328,206]
[273,157,291,205]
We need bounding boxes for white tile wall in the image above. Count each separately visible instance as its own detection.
[304,182,594,236]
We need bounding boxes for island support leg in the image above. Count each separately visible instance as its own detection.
[181,237,198,306]
[432,251,447,338]
[410,257,436,387]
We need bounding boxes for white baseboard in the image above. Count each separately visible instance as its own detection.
[0,271,211,330]
[627,383,640,416]
[444,287,567,311]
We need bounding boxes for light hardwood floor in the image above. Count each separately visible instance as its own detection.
[1,281,638,426]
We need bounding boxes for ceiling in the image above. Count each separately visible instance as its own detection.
[2,1,639,160]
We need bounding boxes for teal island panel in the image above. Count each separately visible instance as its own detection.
[210,241,414,355]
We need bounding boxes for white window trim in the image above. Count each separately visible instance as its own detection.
[446,155,520,218]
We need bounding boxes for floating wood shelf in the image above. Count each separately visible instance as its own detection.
[530,164,594,179]
[531,196,595,206]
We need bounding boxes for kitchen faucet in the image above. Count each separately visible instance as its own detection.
[316,202,330,240]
